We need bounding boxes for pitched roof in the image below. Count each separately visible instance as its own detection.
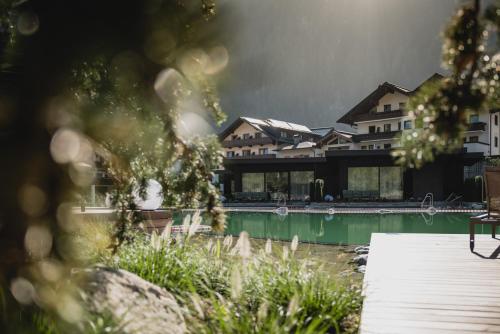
[316,128,355,146]
[337,73,444,125]
[218,117,319,143]
[277,141,316,151]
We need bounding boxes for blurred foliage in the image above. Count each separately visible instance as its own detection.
[0,0,228,331]
[394,0,500,168]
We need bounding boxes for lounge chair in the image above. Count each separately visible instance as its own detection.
[469,167,500,251]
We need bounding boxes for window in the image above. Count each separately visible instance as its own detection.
[242,133,250,140]
[384,143,392,149]
[242,150,251,156]
[265,172,289,200]
[258,148,268,155]
[383,124,391,132]
[376,127,381,133]
[469,114,479,124]
[398,122,401,130]
[226,151,234,158]
[280,131,287,138]
[404,120,412,129]
[368,126,376,134]
[231,135,238,140]
[368,144,374,150]
[469,136,479,143]
[290,171,314,201]
[347,167,403,200]
[361,146,367,150]
[495,115,498,126]
[384,104,391,112]
[495,137,498,147]
[242,173,264,192]
[255,132,262,139]
[399,102,406,110]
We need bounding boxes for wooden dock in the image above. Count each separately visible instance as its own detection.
[360,233,500,334]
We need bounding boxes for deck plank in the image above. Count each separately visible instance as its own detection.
[360,233,500,334]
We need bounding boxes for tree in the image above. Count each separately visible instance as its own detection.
[393,0,499,168]
[0,0,225,330]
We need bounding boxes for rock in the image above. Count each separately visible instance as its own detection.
[351,254,368,266]
[81,266,186,334]
[357,265,366,274]
[354,246,369,255]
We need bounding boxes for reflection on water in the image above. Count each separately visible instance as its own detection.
[218,212,482,245]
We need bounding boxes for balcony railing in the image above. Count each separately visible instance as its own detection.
[353,109,405,122]
[225,154,276,159]
[352,130,401,143]
[467,122,486,132]
[222,136,274,148]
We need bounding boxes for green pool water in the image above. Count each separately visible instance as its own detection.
[208,211,489,245]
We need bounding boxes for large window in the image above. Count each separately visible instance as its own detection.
[347,166,403,200]
[348,167,379,192]
[265,172,289,200]
[404,120,412,129]
[242,173,264,192]
[290,171,314,200]
[380,167,403,199]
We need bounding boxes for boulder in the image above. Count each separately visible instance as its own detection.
[351,254,368,266]
[81,266,186,334]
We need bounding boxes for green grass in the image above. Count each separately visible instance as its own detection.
[108,223,362,333]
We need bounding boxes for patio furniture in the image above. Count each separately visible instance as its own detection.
[469,167,500,251]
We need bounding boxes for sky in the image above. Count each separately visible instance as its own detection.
[215,0,460,130]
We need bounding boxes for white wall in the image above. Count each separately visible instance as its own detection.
[376,92,408,112]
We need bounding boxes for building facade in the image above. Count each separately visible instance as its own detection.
[219,74,491,202]
[219,117,321,159]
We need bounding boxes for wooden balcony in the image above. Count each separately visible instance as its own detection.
[354,109,405,122]
[467,122,486,131]
[222,136,274,148]
[352,130,401,143]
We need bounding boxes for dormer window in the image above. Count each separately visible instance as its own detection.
[384,104,391,112]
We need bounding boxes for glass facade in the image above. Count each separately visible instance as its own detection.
[290,171,314,200]
[242,173,264,192]
[347,166,403,199]
[380,167,403,199]
[348,167,379,192]
[265,172,289,200]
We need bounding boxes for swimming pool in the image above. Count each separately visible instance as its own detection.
[200,211,486,245]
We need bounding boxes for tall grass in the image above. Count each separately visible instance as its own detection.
[109,214,362,333]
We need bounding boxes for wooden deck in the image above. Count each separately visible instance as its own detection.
[360,233,500,334]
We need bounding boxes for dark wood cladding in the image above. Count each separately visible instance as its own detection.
[352,130,401,143]
[222,136,274,148]
[353,109,405,122]
[467,122,486,131]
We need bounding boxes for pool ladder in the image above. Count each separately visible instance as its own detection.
[421,193,437,216]
[275,193,288,216]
